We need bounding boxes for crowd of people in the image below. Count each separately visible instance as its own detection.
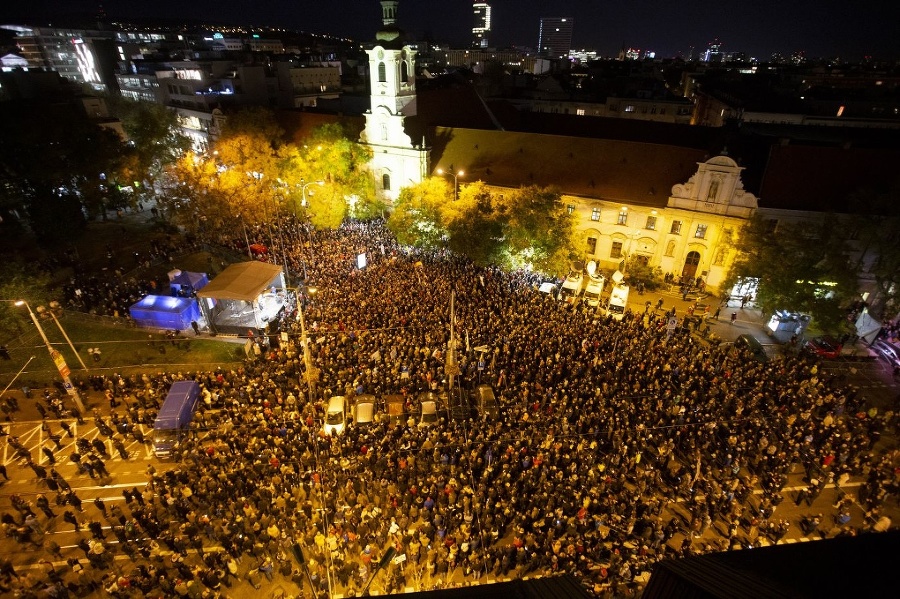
[2,219,899,598]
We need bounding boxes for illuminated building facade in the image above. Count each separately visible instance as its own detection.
[472,2,491,49]
[361,1,430,202]
[538,17,574,59]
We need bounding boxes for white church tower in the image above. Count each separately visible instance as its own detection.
[361,0,430,202]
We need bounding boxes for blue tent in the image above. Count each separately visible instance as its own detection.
[169,270,209,296]
[129,295,200,331]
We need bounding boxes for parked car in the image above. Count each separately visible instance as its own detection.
[417,391,442,427]
[872,340,900,369]
[474,384,499,418]
[442,388,474,422]
[322,395,347,436]
[353,395,376,426]
[804,336,843,359]
[734,334,768,363]
[384,395,406,426]
[419,399,439,427]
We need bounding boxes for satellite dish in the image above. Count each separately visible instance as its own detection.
[612,270,625,284]
[586,261,597,276]
[571,260,585,273]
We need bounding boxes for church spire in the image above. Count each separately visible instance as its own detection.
[381,1,399,27]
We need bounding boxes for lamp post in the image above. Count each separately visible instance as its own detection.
[436,168,464,201]
[14,300,85,413]
[297,286,318,404]
[298,180,323,280]
[299,179,324,210]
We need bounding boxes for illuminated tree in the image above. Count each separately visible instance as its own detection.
[444,181,504,266]
[302,124,378,224]
[494,185,577,275]
[726,214,858,332]
[387,177,452,249]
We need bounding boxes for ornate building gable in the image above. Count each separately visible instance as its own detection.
[668,155,757,218]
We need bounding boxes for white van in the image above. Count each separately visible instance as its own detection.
[558,271,583,304]
[604,271,629,320]
[322,395,347,436]
[583,276,605,307]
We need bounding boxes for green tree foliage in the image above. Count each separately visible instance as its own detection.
[845,186,900,319]
[494,185,577,275]
[303,124,378,222]
[388,179,577,275]
[445,181,504,266]
[110,98,191,204]
[387,178,451,249]
[163,116,375,233]
[726,215,858,332]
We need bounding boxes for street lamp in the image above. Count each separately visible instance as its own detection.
[300,179,324,209]
[436,168,464,201]
[14,300,86,413]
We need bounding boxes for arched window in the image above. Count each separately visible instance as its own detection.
[378,62,386,83]
[400,61,408,83]
[382,173,391,191]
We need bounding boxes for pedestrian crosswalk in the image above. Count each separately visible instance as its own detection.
[1,419,155,468]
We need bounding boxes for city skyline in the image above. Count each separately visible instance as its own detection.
[1,0,898,60]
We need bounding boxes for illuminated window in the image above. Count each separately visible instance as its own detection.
[695,224,708,239]
[625,105,635,113]
[645,216,657,230]
[610,241,623,259]
[567,204,575,214]
[586,237,597,254]
[617,209,628,225]
[378,62,386,83]
[590,208,600,222]
[670,220,682,235]
[576,108,585,116]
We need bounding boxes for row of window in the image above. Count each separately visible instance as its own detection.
[571,204,709,239]
[585,237,722,262]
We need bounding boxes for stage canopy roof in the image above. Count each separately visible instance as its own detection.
[197,262,283,302]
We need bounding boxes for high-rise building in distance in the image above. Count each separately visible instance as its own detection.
[538,17,574,58]
[472,2,491,49]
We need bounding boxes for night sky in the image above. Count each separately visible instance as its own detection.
[1,0,898,60]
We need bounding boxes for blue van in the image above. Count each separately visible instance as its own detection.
[153,381,201,459]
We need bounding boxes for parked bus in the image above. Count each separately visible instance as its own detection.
[153,380,201,459]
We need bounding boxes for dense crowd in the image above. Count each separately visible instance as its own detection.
[2,220,899,598]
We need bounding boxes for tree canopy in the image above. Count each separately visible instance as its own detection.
[725,215,859,333]
[388,178,578,276]
[160,111,376,234]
